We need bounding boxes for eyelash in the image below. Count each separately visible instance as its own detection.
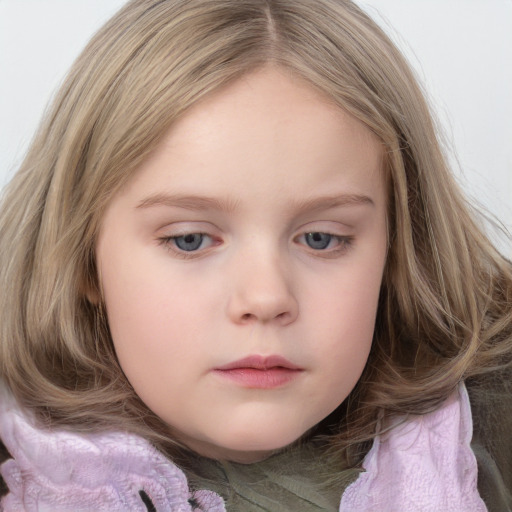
[157,233,216,259]
[158,231,354,259]
[296,233,354,258]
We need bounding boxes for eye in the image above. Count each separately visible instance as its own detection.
[295,231,353,256]
[159,232,216,255]
[304,232,334,250]
[173,233,207,251]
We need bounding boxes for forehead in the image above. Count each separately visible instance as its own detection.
[114,66,385,213]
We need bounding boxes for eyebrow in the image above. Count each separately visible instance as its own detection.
[136,192,374,213]
[136,193,240,213]
[291,193,374,212]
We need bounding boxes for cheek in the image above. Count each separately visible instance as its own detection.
[301,255,384,398]
[305,252,384,335]
[307,292,376,393]
[104,291,202,425]
[105,281,197,358]
[99,249,228,410]
[101,242,209,337]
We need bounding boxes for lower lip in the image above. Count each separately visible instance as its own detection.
[213,367,302,388]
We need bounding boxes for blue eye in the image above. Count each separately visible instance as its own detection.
[173,233,205,251]
[304,232,333,250]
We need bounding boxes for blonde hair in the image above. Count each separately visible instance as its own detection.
[1,0,511,460]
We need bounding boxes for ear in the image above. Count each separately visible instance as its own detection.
[80,271,102,305]
[83,285,101,305]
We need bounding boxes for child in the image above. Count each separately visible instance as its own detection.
[0,0,510,510]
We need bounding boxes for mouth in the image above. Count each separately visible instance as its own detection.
[213,355,304,389]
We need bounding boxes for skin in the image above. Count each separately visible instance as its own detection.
[96,66,388,463]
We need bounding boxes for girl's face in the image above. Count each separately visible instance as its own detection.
[96,67,387,463]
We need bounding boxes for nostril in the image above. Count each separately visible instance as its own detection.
[239,309,293,323]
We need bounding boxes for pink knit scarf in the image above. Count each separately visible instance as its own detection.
[0,383,486,511]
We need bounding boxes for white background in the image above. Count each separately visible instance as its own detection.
[0,0,510,253]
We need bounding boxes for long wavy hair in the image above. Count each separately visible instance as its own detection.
[0,0,511,462]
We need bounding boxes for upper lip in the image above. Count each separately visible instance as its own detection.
[215,355,302,371]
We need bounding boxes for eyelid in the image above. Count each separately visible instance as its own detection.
[294,232,354,256]
[155,221,354,259]
[155,222,222,259]
[292,221,355,258]
[158,233,221,259]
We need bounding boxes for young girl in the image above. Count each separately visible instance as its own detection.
[0,0,510,510]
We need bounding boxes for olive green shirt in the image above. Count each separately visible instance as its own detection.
[184,440,361,512]
[467,367,512,511]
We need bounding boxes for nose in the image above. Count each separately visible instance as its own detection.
[226,247,299,326]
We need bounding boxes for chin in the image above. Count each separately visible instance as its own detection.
[212,426,307,463]
[180,423,307,464]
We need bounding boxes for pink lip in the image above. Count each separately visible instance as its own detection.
[213,355,303,389]
[216,355,302,371]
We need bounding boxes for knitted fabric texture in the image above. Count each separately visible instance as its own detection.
[0,387,224,512]
[340,383,487,511]
[0,383,485,511]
